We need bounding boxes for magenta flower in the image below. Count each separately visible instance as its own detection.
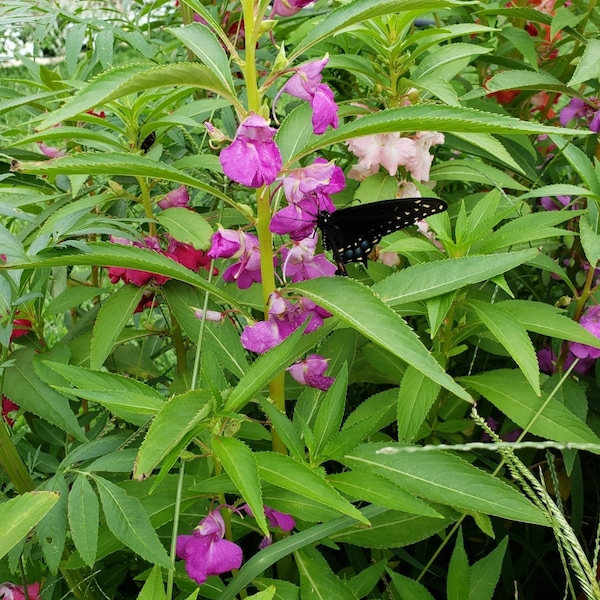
[278,57,339,134]
[241,504,296,548]
[540,195,572,211]
[264,506,295,531]
[176,510,243,586]
[220,233,263,289]
[0,582,41,600]
[287,354,334,391]
[569,305,600,360]
[208,229,264,288]
[537,346,593,375]
[271,192,337,240]
[310,84,339,134]
[272,0,314,17]
[560,97,600,133]
[208,228,245,259]
[282,158,345,204]
[241,292,330,353]
[281,236,336,282]
[37,142,66,158]
[219,114,282,188]
[158,185,189,209]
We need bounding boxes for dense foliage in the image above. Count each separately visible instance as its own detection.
[2,0,600,598]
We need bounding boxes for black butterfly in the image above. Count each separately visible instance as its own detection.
[315,197,447,276]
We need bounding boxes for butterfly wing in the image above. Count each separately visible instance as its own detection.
[317,197,447,275]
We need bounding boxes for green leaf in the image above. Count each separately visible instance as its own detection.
[413,43,491,79]
[38,63,239,129]
[256,452,368,524]
[469,537,508,600]
[343,443,547,525]
[276,103,315,166]
[0,492,59,560]
[430,160,528,191]
[324,388,397,459]
[501,26,539,69]
[312,364,348,460]
[213,437,269,536]
[93,475,171,568]
[580,217,600,268]
[87,449,138,473]
[290,0,471,60]
[548,135,600,197]
[451,132,523,173]
[36,476,68,575]
[45,360,165,409]
[137,565,166,600]
[447,529,470,600]
[45,286,108,316]
[134,390,212,479]
[68,474,99,567]
[155,207,213,251]
[498,300,600,349]
[477,211,580,253]
[569,39,600,86]
[3,349,85,441]
[167,24,234,93]
[292,277,470,402]
[462,369,600,448]
[258,398,305,462]
[373,248,539,305]
[296,547,359,600]
[468,299,540,395]
[517,183,598,201]
[388,571,436,600]
[332,506,458,550]
[0,223,28,263]
[14,152,235,207]
[485,69,579,97]
[398,366,441,443]
[90,284,144,370]
[65,22,87,76]
[163,281,248,379]
[328,471,441,517]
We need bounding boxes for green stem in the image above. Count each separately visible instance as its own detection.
[136,176,156,236]
[241,0,260,114]
[166,462,186,600]
[0,421,34,494]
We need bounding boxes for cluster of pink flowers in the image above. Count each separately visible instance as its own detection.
[176,505,295,584]
[107,234,212,287]
[208,156,344,390]
[346,130,445,182]
[213,57,339,189]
